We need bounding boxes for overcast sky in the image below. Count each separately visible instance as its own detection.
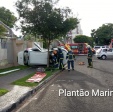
[0,0,113,36]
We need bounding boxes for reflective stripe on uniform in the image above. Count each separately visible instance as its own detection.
[68,59,74,61]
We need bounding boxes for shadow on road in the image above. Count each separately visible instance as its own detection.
[93,67,113,75]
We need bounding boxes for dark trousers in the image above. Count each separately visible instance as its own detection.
[59,59,64,69]
[88,58,93,66]
[54,63,59,69]
[68,60,74,70]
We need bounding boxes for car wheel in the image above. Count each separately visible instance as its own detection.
[101,55,107,60]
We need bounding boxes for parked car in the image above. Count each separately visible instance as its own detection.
[94,46,109,51]
[95,48,113,60]
[18,42,68,66]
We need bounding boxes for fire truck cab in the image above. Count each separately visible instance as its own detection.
[109,39,113,48]
[59,43,88,55]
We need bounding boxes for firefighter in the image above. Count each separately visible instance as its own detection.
[66,49,75,71]
[87,45,93,68]
[57,47,65,70]
[51,53,59,69]
[53,48,58,61]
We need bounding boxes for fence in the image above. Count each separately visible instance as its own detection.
[0,38,43,69]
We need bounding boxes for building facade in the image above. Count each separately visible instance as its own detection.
[66,23,83,43]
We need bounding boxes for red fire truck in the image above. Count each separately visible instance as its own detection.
[109,39,113,48]
[59,43,88,55]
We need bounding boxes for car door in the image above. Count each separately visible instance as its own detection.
[28,42,48,65]
[29,48,48,65]
[111,49,113,59]
[107,49,113,59]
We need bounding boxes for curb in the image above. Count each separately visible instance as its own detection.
[1,70,62,112]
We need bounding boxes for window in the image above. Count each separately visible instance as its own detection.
[107,49,112,52]
[94,46,100,49]
[102,49,107,52]
[70,45,78,49]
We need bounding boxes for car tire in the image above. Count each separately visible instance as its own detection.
[101,55,107,60]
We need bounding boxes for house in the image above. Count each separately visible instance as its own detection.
[0,21,14,68]
[0,20,14,38]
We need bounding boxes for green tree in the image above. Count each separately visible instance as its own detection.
[15,0,79,67]
[0,7,17,28]
[73,35,94,47]
[91,23,113,45]
[0,25,7,38]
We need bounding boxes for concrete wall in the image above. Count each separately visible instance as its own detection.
[0,38,35,69]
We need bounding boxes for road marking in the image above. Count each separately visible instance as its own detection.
[0,69,20,74]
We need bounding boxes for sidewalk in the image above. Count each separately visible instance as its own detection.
[0,67,62,112]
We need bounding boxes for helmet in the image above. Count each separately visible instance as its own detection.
[87,45,91,48]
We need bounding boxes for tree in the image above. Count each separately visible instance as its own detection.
[73,35,94,47]
[0,7,17,28]
[0,25,7,38]
[91,23,113,45]
[15,0,79,67]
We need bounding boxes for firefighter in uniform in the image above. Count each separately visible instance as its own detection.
[57,47,65,70]
[66,49,75,71]
[51,53,59,69]
[87,45,93,68]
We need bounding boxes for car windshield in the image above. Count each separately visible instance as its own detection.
[70,45,78,49]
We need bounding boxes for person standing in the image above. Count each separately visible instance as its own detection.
[57,47,65,70]
[87,45,93,68]
[66,49,75,71]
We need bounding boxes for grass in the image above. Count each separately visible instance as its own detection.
[12,69,58,87]
[0,65,29,77]
[0,88,9,96]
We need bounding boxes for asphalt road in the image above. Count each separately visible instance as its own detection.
[15,56,113,112]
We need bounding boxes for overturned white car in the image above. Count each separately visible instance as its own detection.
[18,42,68,66]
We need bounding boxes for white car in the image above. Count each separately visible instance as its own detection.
[18,42,68,66]
[94,46,109,51]
[95,48,113,60]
